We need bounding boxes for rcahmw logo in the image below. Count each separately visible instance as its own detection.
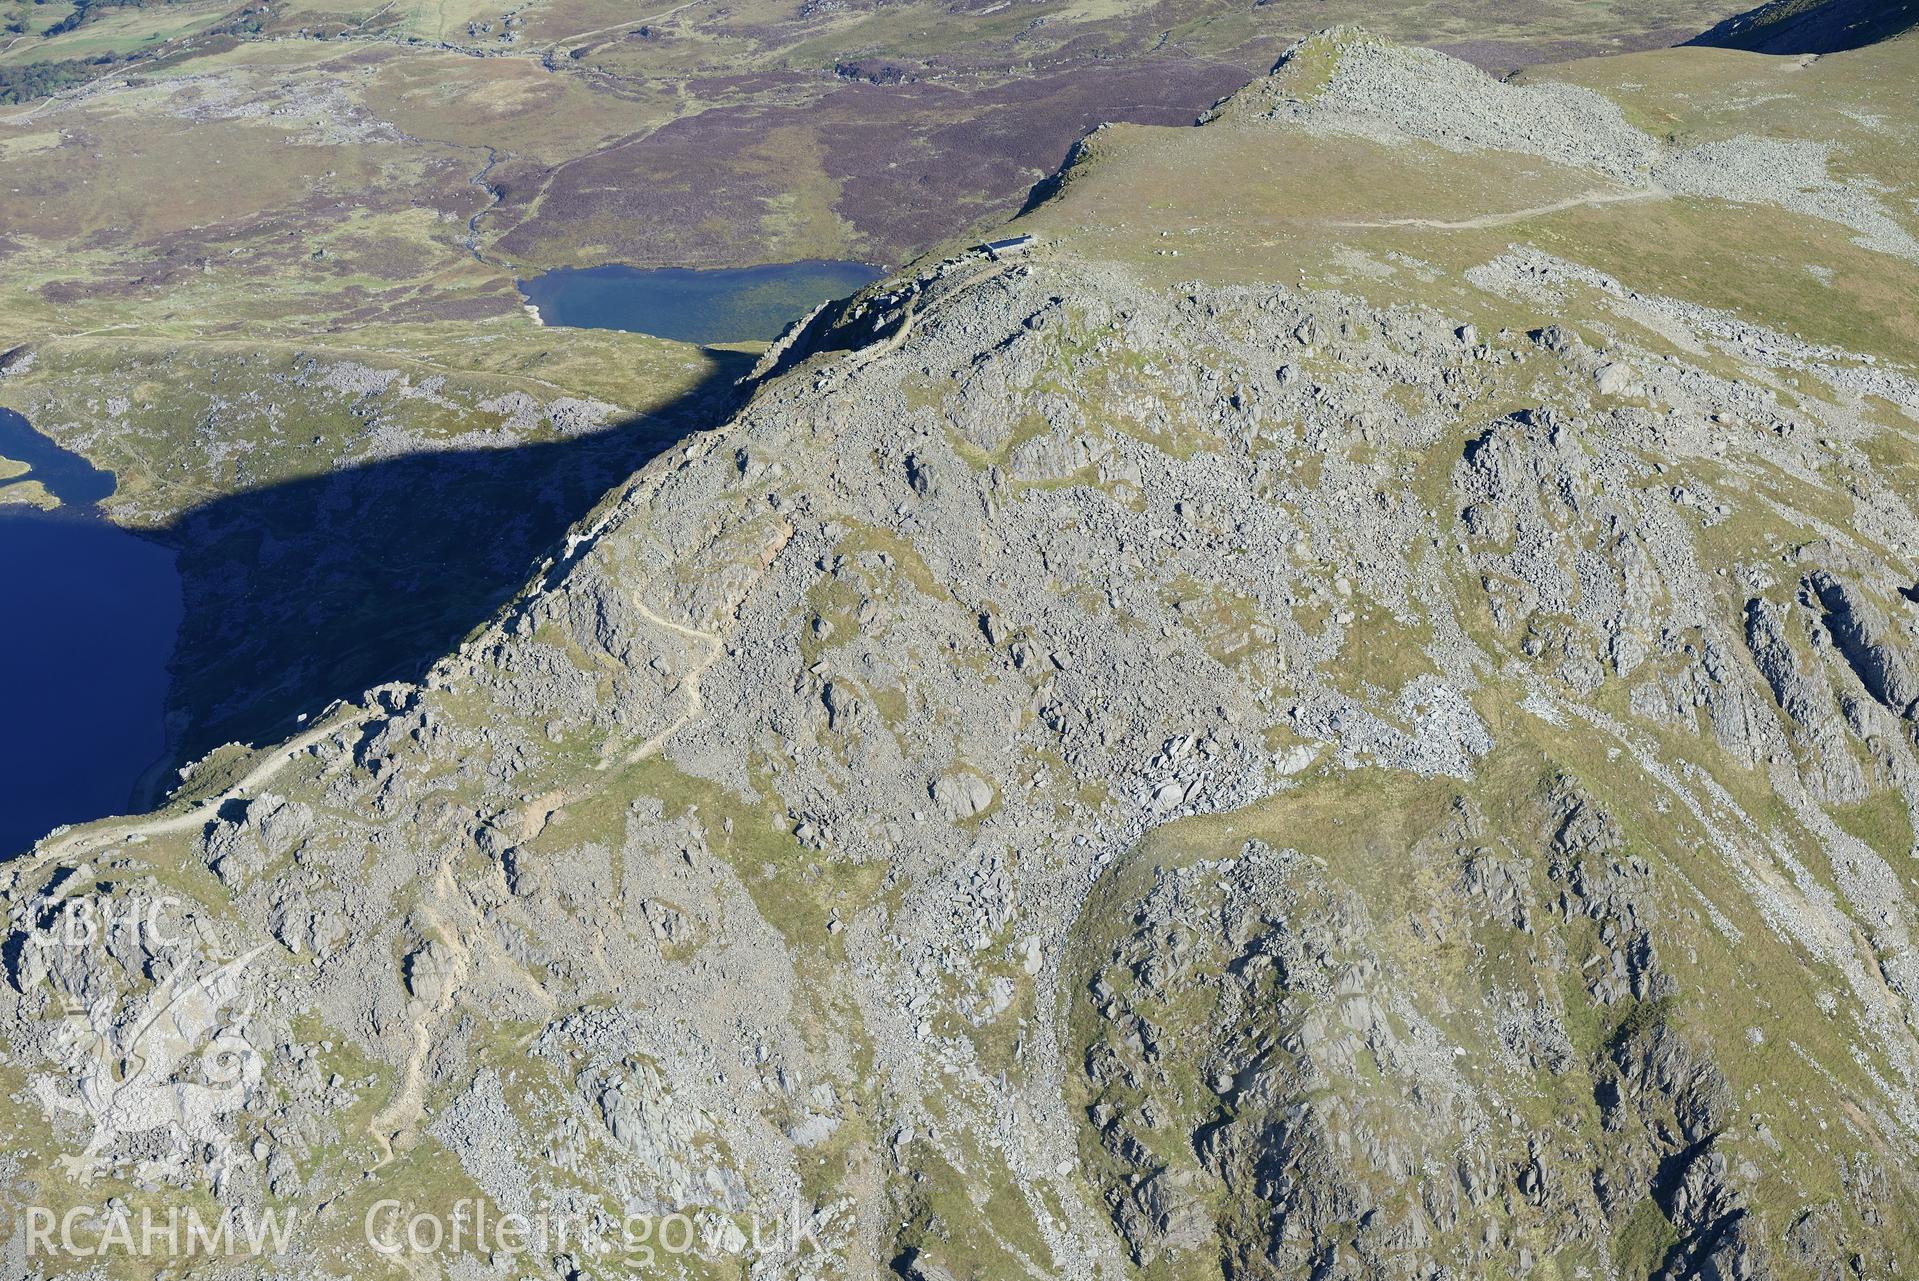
[29,894,188,950]
[19,1205,296,1258]
[32,945,267,1183]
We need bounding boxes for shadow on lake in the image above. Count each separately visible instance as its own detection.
[1,352,750,856]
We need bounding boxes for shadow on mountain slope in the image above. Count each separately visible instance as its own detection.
[1688,0,1917,53]
[149,351,753,795]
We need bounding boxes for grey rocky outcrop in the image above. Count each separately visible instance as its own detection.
[7,29,1919,1281]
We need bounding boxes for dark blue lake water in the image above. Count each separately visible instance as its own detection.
[0,407,182,856]
[517,260,886,344]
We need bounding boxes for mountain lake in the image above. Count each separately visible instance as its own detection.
[0,407,182,856]
[517,260,886,344]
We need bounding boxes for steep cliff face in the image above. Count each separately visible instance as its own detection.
[6,27,1919,1281]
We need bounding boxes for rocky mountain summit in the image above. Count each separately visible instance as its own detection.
[6,21,1919,1281]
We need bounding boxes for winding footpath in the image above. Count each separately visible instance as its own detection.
[1328,186,1662,231]
[24,705,381,870]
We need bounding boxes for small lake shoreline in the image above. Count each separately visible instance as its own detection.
[516,259,887,345]
[0,255,887,854]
